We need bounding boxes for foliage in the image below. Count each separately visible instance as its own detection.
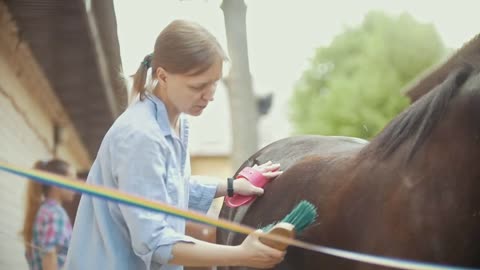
[290,11,446,139]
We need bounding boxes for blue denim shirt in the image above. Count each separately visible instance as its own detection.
[65,94,218,270]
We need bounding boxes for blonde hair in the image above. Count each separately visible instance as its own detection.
[21,159,71,247]
[130,20,227,102]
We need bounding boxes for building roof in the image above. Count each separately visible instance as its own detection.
[6,0,128,159]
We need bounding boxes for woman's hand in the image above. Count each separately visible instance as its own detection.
[233,161,282,196]
[236,229,285,268]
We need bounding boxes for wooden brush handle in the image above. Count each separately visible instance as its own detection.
[259,222,295,251]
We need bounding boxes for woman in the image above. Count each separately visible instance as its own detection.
[65,20,284,270]
[22,159,77,270]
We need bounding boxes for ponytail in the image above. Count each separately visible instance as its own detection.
[130,54,153,104]
[21,161,47,247]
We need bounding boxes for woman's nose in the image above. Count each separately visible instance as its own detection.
[202,84,216,101]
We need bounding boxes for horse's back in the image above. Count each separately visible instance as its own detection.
[237,135,367,172]
[217,135,367,270]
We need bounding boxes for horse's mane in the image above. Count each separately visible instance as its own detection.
[362,64,474,162]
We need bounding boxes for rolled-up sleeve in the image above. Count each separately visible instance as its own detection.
[115,132,192,268]
[188,178,217,213]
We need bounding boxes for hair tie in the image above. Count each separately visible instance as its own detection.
[142,53,153,68]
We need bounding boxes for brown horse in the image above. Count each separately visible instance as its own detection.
[217,64,480,269]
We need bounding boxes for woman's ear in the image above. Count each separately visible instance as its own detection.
[155,66,168,84]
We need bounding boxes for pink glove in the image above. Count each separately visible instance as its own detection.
[224,167,269,208]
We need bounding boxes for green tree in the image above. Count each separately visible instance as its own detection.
[290,11,446,139]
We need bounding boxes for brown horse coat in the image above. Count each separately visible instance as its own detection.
[218,65,480,269]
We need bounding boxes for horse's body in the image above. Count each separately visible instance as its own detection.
[217,65,480,269]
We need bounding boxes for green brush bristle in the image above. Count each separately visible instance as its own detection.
[262,200,318,234]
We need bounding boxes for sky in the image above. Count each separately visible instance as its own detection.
[113,0,479,149]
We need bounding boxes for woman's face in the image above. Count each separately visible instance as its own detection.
[156,57,223,117]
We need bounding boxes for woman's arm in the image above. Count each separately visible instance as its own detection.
[41,250,58,270]
[168,231,284,269]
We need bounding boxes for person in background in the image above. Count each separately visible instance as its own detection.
[63,170,89,225]
[21,159,77,270]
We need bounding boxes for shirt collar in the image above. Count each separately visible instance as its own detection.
[145,93,189,145]
[145,93,172,137]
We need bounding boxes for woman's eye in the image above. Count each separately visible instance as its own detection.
[190,85,203,91]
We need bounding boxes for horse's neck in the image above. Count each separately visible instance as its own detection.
[354,120,480,201]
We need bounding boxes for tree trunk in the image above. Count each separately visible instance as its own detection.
[220,0,258,169]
